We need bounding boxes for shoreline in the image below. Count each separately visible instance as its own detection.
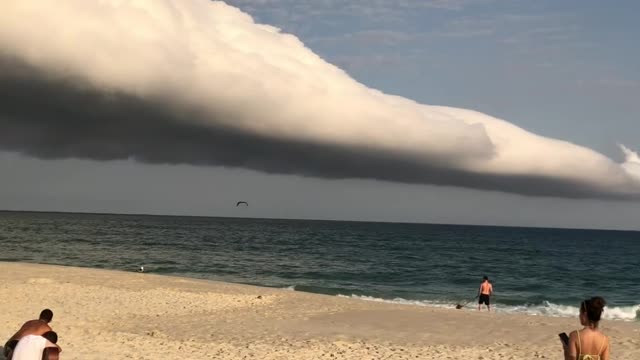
[3,260,637,322]
[1,262,639,359]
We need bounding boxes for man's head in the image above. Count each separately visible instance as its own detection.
[39,309,54,323]
[483,276,489,281]
[42,331,58,344]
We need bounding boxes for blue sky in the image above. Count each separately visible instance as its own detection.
[1,0,639,230]
[229,0,639,158]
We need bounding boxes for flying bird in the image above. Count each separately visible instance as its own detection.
[236,201,248,207]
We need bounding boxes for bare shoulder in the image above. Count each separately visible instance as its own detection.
[22,319,43,329]
[30,321,52,335]
[14,320,37,336]
[20,319,37,328]
[39,322,53,333]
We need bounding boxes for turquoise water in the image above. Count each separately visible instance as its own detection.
[1,211,638,320]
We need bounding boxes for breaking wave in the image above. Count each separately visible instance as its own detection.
[337,295,640,321]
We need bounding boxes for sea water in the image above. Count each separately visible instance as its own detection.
[1,211,638,321]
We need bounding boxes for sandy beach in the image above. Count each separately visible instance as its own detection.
[1,262,638,359]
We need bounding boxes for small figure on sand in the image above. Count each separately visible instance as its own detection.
[3,309,61,360]
[478,275,493,312]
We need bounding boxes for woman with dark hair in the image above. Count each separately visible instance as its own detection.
[562,296,610,360]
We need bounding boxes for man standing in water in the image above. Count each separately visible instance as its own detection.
[478,276,493,311]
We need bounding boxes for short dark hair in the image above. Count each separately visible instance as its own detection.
[42,331,58,344]
[39,309,53,323]
[483,276,489,281]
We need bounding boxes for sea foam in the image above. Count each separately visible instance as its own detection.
[338,295,640,321]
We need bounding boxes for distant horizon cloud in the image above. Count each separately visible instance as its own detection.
[0,0,639,199]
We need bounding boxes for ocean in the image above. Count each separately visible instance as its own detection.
[1,211,638,321]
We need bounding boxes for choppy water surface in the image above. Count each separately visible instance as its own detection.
[1,211,638,320]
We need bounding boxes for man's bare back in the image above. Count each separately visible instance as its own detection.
[478,276,493,311]
[9,319,52,341]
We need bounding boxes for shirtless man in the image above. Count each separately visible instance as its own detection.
[478,276,493,312]
[3,309,54,359]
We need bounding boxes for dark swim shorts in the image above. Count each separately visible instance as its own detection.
[478,294,491,305]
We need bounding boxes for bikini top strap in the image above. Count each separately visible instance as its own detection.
[598,334,607,354]
[576,330,582,354]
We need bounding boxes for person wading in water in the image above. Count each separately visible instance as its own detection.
[478,276,493,312]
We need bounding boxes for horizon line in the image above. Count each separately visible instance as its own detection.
[0,208,636,233]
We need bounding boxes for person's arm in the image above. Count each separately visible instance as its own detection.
[6,329,20,344]
[44,340,61,353]
[42,346,60,360]
[4,339,19,359]
[489,284,493,295]
[563,331,578,360]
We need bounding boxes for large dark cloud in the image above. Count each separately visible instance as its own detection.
[1,0,639,200]
[0,55,631,199]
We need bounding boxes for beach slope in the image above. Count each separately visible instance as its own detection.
[1,262,638,359]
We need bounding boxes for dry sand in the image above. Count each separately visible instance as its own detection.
[1,262,638,359]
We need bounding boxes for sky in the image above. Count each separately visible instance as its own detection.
[1,0,639,230]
